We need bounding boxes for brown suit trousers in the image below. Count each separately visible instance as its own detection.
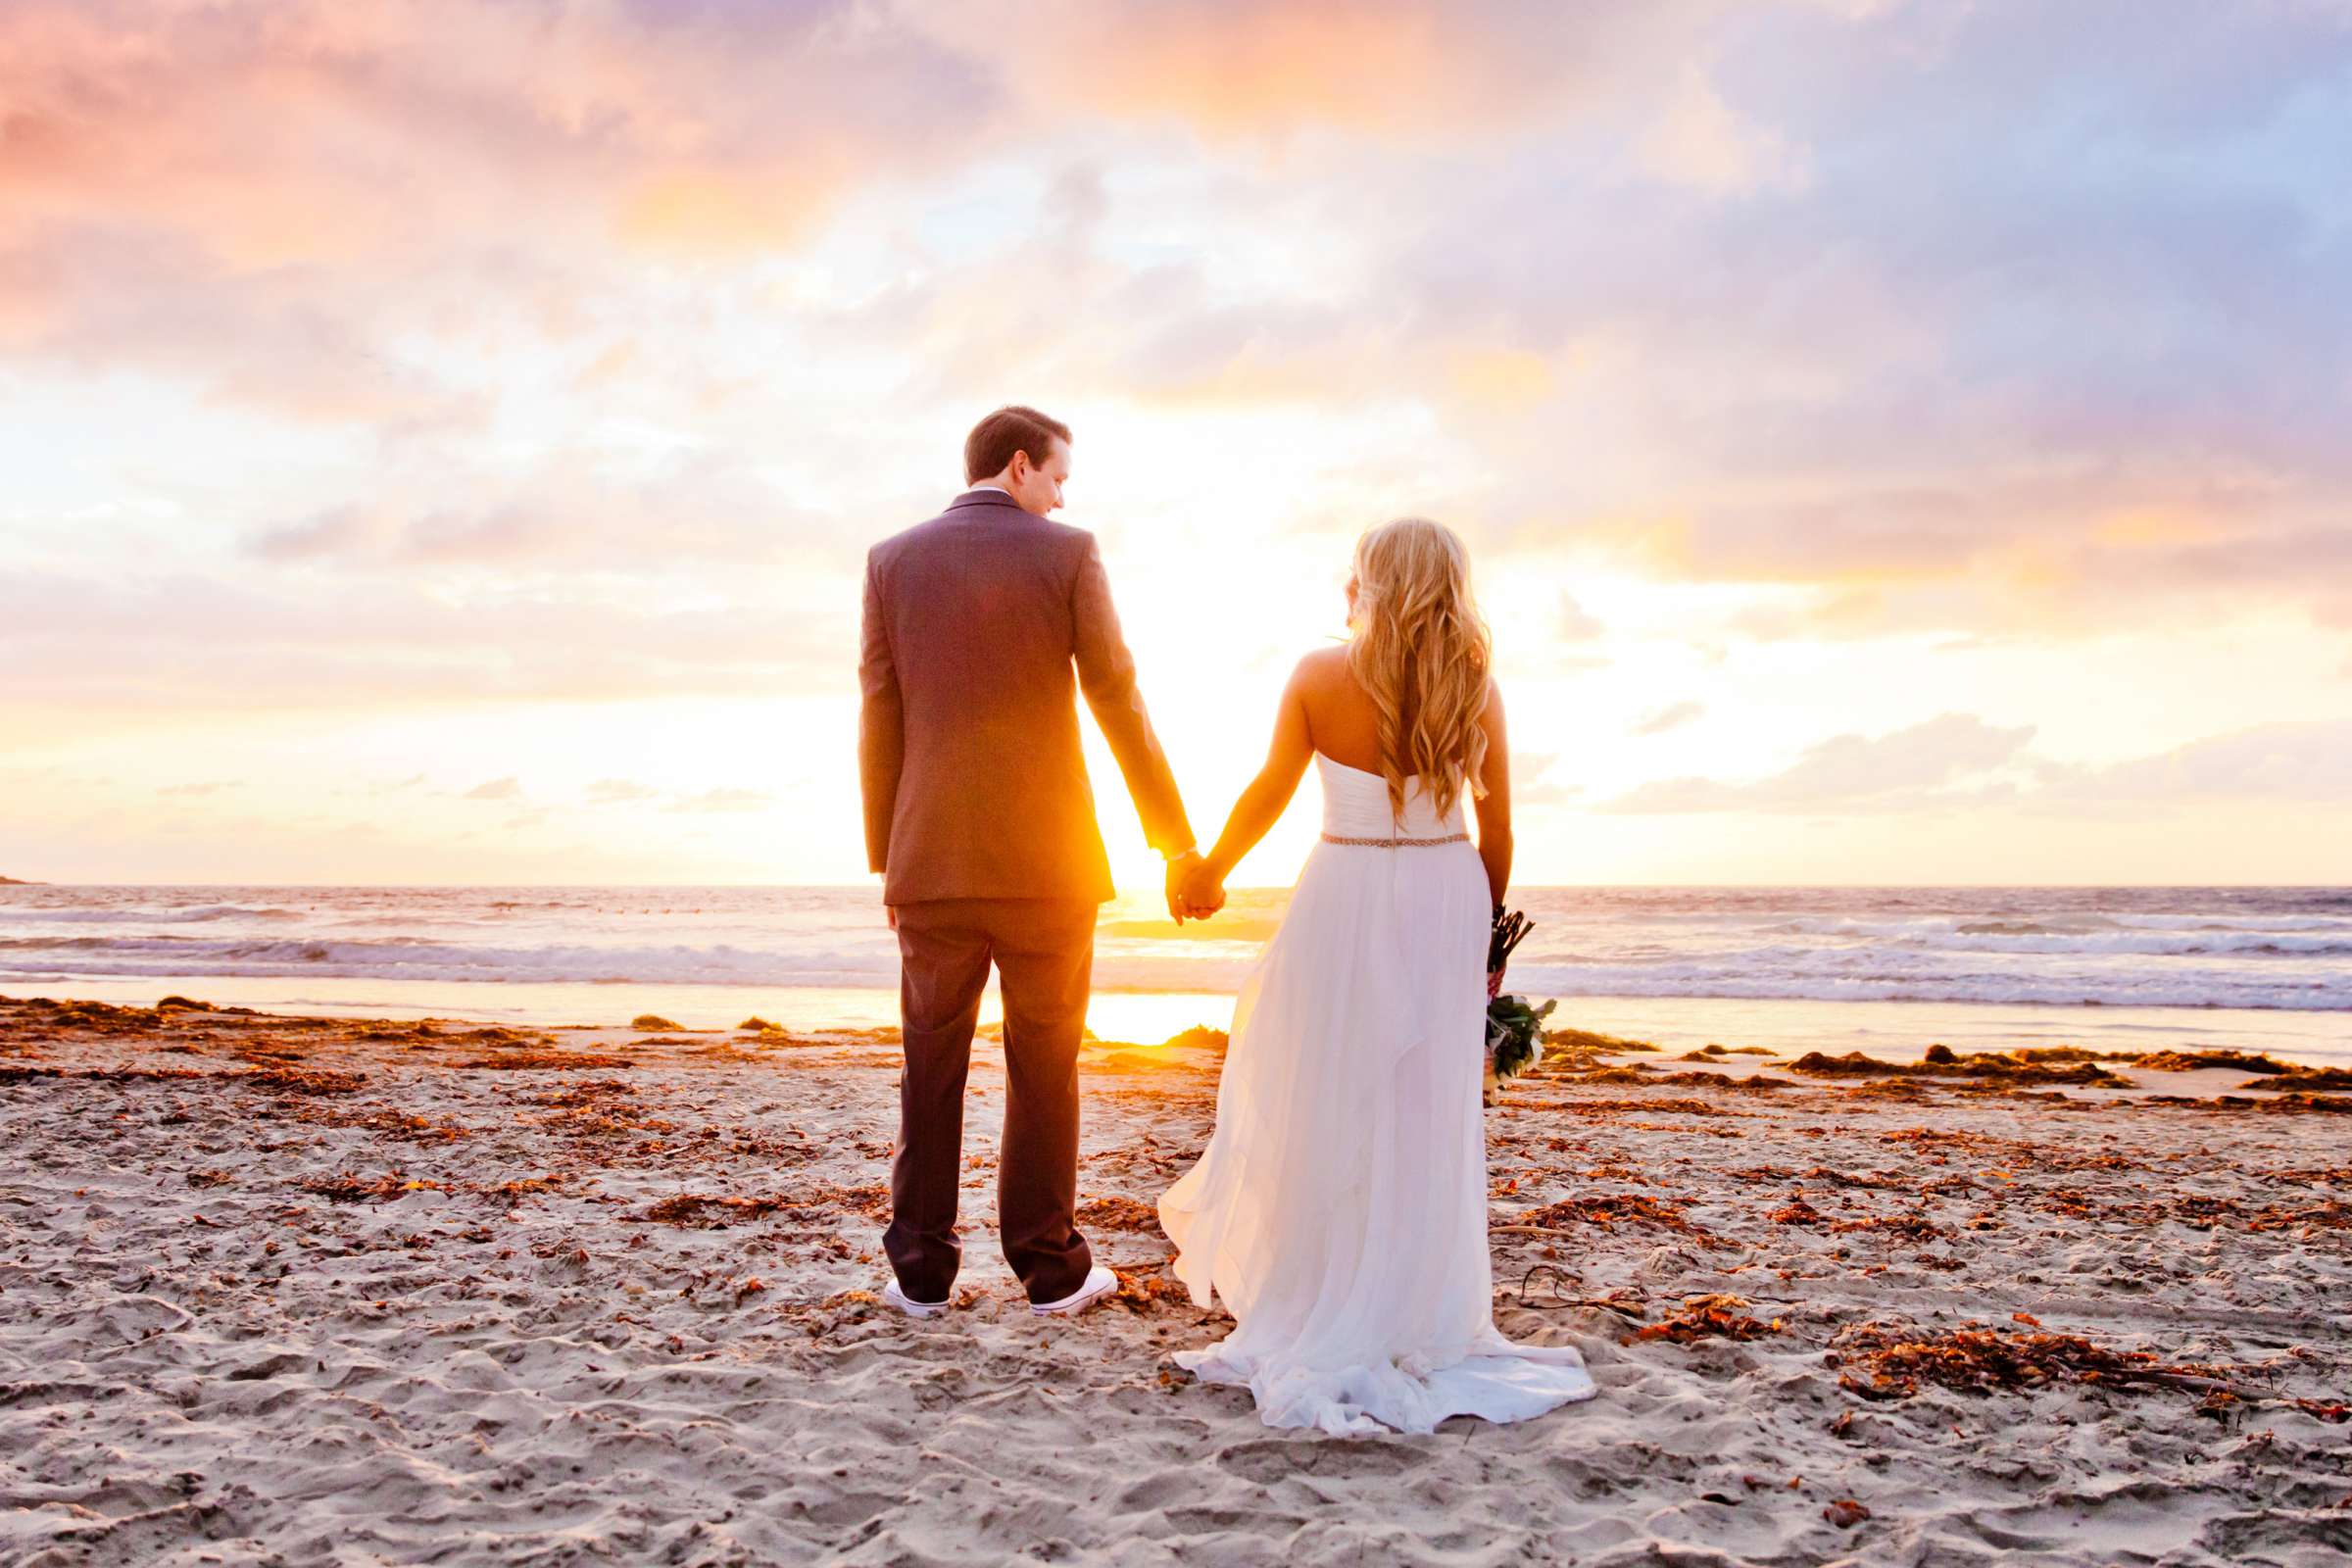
[886,898,1097,1303]
[858,490,1194,1303]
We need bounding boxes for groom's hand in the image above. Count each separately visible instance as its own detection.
[1164,849,1206,923]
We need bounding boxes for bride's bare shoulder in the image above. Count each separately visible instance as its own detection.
[1290,645,1352,688]
[1290,647,1379,727]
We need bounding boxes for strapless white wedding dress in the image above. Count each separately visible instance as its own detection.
[1157,754,1597,1436]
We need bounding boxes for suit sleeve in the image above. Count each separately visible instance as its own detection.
[1071,532,1196,857]
[857,551,903,875]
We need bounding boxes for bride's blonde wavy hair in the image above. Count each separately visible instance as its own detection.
[1344,517,1493,823]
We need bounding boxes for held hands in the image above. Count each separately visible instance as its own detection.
[1184,858,1228,922]
[1164,849,1227,924]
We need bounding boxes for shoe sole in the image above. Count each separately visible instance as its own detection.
[1031,1277,1117,1317]
[884,1290,950,1319]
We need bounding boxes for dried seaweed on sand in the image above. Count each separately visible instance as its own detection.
[457,1051,634,1070]
[1830,1321,2345,1419]
[1788,1049,2128,1088]
[1495,1194,1727,1247]
[2133,1049,2294,1074]
[1636,1294,1782,1343]
[1076,1195,1163,1231]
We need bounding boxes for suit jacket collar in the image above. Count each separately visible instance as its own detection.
[947,487,1029,514]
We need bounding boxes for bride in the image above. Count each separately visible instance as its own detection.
[1156,516,1598,1438]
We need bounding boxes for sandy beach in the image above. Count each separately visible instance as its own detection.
[3,990,2348,1567]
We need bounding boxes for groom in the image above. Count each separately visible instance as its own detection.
[858,405,1211,1319]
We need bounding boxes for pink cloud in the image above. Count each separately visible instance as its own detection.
[0,0,1001,267]
[0,566,853,715]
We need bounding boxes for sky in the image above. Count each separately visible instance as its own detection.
[3,0,2349,890]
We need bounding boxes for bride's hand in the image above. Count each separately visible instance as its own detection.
[1181,860,1227,920]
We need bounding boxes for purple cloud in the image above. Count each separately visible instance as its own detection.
[1602,712,2037,813]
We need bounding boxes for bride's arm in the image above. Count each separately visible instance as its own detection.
[1471,679,1511,907]
[1196,662,1316,890]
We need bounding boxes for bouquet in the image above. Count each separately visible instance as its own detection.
[1487,992,1555,1082]
[1485,906,1551,1086]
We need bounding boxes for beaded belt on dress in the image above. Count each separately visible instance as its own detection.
[1319,831,1471,847]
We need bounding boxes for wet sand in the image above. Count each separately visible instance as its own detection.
[2,992,2348,1566]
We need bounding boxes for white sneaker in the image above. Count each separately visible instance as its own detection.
[1031,1264,1118,1317]
[882,1278,951,1319]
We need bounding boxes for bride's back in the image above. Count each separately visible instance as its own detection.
[1186,516,1504,903]
[1297,645,1501,790]
[1294,646,1393,776]
[1321,516,1497,826]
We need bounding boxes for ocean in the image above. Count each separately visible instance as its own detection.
[5,884,2349,1066]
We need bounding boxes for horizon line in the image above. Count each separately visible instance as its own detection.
[6,881,2350,894]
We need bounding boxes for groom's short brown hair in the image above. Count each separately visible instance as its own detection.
[965,406,1071,484]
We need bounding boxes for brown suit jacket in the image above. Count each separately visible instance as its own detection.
[858,489,1194,905]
